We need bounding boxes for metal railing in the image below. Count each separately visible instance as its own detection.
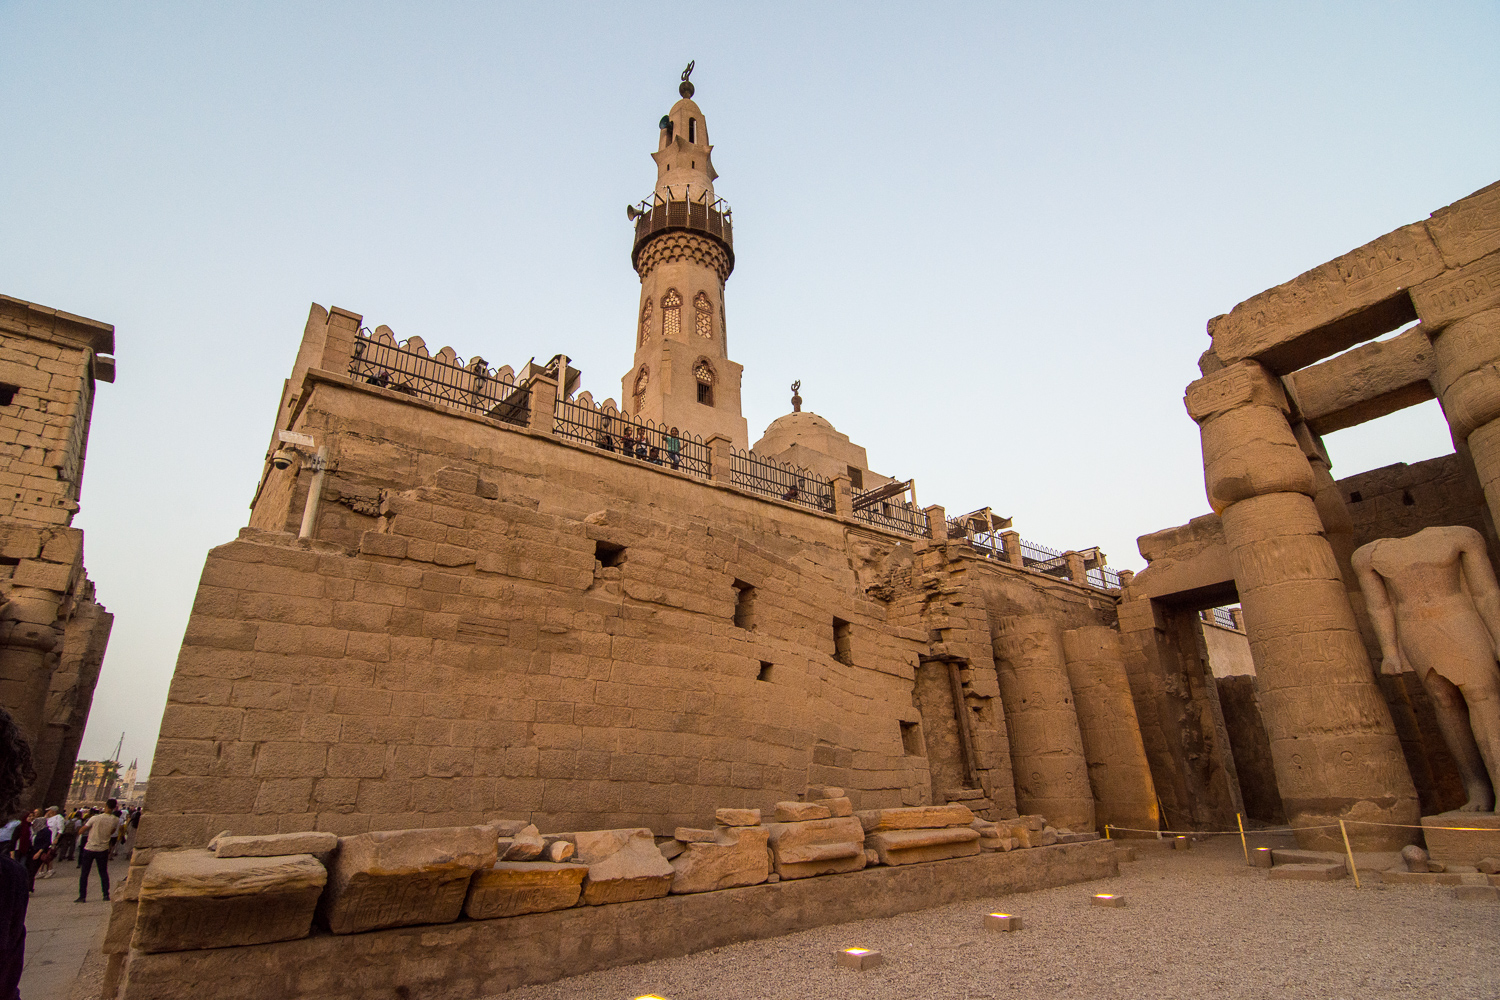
[1086,566,1124,591]
[853,490,928,538]
[350,328,524,421]
[1018,539,1070,578]
[552,398,711,480]
[948,516,1009,560]
[730,447,833,513]
[1201,606,1239,630]
[631,191,734,273]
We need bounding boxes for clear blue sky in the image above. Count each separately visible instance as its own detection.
[2,3,1496,775]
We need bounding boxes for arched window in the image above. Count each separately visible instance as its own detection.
[694,291,712,339]
[662,289,682,339]
[688,117,697,143]
[693,358,716,407]
[638,298,653,347]
[633,366,650,414]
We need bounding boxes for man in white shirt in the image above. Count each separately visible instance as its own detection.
[76,799,119,903]
[44,807,62,840]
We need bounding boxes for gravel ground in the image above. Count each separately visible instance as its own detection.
[486,835,1500,1000]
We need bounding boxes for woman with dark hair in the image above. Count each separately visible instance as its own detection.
[0,707,36,1000]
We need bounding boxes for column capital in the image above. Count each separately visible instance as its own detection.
[1184,360,1290,424]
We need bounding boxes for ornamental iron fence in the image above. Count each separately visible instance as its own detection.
[852,490,928,538]
[350,327,524,421]
[731,448,834,513]
[553,398,711,480]
[1086,566,1124,591]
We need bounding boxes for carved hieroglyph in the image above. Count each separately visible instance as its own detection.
[1354,526,1500,811]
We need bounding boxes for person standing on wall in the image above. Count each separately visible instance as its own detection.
[76,799,119,903]
[0,709,37,1000]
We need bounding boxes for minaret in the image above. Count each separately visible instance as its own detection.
[621,63,749,449]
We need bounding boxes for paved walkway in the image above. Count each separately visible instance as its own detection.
[21,852,127,1000]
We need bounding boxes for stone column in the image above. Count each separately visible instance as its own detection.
[831,475,853,518]
[1062,626,1158,835]
[992,615,1094,831]
[1431,308,1500,528]
[1187,360,1418,850]
[999,530,1023,568]
[1064,552,1088,586]
[706,434,733,484]
[923,505,945,542]
[526,375,558,435]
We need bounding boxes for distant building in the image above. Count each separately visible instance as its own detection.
[0,295,116,812]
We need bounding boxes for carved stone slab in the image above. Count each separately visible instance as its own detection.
[865,827,981,866]
[214,831,339,859]
[566,828,673,905]
[133,850,326,953]
[319,826,498,934]
[856,804,975,832]
[669,825,770,893]
[463,861,588,919]
[765,816,866,879]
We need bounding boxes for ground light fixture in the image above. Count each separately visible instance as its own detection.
[835,947,884,969]
[1091,893,1127,907]
[985,912,1022,932]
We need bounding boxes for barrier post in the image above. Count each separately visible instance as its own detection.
[1338,820,1360,888]
[1237,813,1248,864]
[1104,825,1111,840]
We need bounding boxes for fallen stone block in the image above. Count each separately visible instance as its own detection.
[320,826,497,934]
[715,808,761,827]
[1402,844,1434,873]
[1423,811,1500,866]
[464,861,588,918]
[501,824,545,862]
[775,801,832,822]
[543,840,575,862]
[857,804,974,832]
[1011,825,1058,849]
[569,828,673,905]
[1013,814,1047,832]
[866,827,981,866]
[674,827,717,843]
[1114,845,1138,863]
[656,838,684,861]
[1268,862,1347,881]
[134,850,326,953]
[1056,832,1099,844]
[669,826,770,893]
[488,819,531,837]
[1478,857,1500,875]
[766,816,866,879]
[805,785,844,800]
[213,831,338,859]
[864,847,881,866]
[813,796,854,817]
[1274,849,1347,867]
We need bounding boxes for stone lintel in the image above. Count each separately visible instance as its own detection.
[1425,180,1500,269]
[1128,514,1234,604]
[1210,223,1442,374]
[1281,326,1437,436]
[1412,249,1500,329]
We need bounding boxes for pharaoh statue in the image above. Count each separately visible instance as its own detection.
[1353,526,1500,812]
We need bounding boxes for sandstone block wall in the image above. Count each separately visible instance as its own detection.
[0,294,116,808]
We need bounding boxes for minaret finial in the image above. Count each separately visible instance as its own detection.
[790,380,802,413]
[679,61,695,98]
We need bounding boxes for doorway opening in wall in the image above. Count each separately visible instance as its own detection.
[757,661,774,682]
[0,384,16,407]
[900,720,923,756]
[733,580,756,630]
[833,617,853,665]
[595,541,626,568]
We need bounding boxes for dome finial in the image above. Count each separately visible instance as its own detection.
[790,380,802,413]
[679,60,695,98]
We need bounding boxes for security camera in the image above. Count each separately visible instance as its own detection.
[271,447,298,471]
